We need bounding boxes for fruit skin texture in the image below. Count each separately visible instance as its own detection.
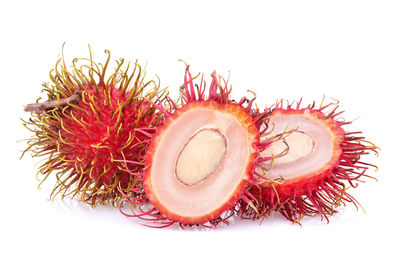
[243,99,378,223]
[119,66,269,228]
[22,50,164,207]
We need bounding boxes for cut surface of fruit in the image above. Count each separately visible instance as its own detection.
[119,66,269,227]
[243,100,378,223]
[144,101,259,225]
[257,109,342,183]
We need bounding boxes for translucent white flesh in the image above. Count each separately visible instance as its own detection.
[176,129,227,185]
[258,111,334,181]
[150,107,251,218]
[262,131,315,165]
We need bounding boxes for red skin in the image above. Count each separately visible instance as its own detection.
[23,52,166,207]
[59,85,155,187]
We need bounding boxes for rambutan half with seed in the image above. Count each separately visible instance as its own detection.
[120,66,269,227]
[22,49,166,207]
[242,99,378,223]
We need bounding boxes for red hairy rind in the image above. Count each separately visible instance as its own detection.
[119,66,269,228]
[241,99,378,223]
[22,49,166,207]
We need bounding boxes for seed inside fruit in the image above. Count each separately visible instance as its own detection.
[176,129,227,186]
[262,131,315,165]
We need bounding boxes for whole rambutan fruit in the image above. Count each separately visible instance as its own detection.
[22,49,166,207]
[241,99,379,223]
[119,66,269,228]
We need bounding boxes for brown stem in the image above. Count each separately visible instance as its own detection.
[24,90,82,112]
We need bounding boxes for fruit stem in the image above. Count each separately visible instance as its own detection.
[24,90,82,112]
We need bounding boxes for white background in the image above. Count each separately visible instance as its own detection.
[1,1,398,263]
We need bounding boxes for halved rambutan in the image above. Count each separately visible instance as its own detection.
[242,99,378,223]
[120,67,268,227]
[22,49,166,206]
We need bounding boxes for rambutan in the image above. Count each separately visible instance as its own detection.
[22,49,166,207]
[22,49,378,227]
[120,66,269,227]
[242,99,378,223]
